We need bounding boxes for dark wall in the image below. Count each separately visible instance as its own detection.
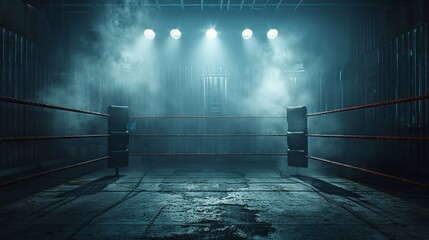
[0,0,49,46]
[0,0,106,176]
[381,0,429,42]
[309,0,429,178]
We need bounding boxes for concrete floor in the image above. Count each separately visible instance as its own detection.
[0,159,429,239]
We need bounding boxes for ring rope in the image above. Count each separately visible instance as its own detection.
[130,153,288,157]
[307,155,429,189]
[129,115,286,119]
[0,156,110,188]
[307,134,429,141]
[0,134,109,142]
[129,133,429,141]
[130,134,288,137]
[307,94,429,117]
[0,96,109,117]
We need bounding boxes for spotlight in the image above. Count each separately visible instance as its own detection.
[267,29,278,40]
[170,29,181,40]
[206,28,217,40]
[144,29,155,40]
[242,29,253,40]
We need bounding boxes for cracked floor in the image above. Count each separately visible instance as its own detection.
[0,160,428,239]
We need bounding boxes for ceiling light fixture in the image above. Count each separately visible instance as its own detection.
[170,29,181,39]
[144,29,156,40]
[206,28,217,40]
[267,29,278,40]
[242,29,253,40]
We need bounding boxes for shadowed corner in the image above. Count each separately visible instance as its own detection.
[294,175,362,198]
[57,175,121,198]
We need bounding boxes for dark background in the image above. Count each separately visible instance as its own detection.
[0,0,428,182]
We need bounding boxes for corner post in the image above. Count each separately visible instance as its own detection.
[108,105,129,177]
[286,106,308,168]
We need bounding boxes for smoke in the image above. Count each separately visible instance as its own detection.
[243,68,289,116]
[38,0,165,134]
[241,36,305,117]
[35,2,352,170]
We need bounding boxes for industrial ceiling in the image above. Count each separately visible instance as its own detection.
[26,0,387,11]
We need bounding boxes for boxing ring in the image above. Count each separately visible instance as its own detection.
[1,94,429,189]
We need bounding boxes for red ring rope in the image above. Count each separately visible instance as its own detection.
[0,96,109,117]
[307,134,429,141]
[0,134,109,142]
[130,153,288,157]
[130,134,288,137]
[0,156,110,188]
[307,94,429,117]
[129,116,286,119]
[307,155,429,189]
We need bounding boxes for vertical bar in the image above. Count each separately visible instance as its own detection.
[4,29,10,157]
[0,27,4,169]
[394,37,399,136]
[10,31,17,165]
[0,27,4,95]
[412,28,417,136]
[18,35,24,162]
[402,32,408,134]
[5,30,10,99]
[421,23,426,105]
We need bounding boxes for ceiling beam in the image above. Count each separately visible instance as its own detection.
[155,0,161,10]
[181,0,185,10]
[276,0,283,9]
[239,0,245,11]
[220,0,223,10]
[40,2,383,9]
[227,0,230,11]
[293,0,303,12]
[250,0,256,10]
[22,0,42,8]
[201,0,204,11]
[264,0,269,9]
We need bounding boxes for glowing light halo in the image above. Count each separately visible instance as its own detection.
[242,29,253,40]
[267,29,278,40]
[144,29,156,40]
[206,28,217,39]
[170,29,181,39]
